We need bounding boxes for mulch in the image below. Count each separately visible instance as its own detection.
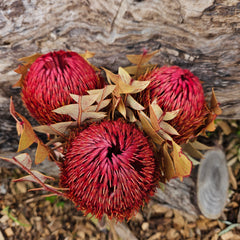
[1,120,240,240]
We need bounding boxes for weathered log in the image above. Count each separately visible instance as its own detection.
[0,0,238,218]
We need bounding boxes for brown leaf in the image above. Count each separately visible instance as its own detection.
[34,121,75,135]
[162,143,176,181]
[126,50,159,65]
[126,107,137,122]
[53,104,79,120]
[211,88,222,115]
[149,104,161,131]
[171,141,192,180]
[150,100,163,119]
[16,113,37,152]
[79,50,95,59]
[10,97,23,135]
[18,53,42,64]
[159,121,179,136]
[118,67,132,84]
[126,95,145,111]
[70,94,99,110]
[124,64,155,76]
[14,170,55,184]
[163,109,180,121]
[0,153,32,170]
[117,98,127,118]
[87,85,116,103]
[35,140,49,165]
[81,112,107,122]
[138,111,164,145]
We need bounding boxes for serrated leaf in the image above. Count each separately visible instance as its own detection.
[118,67,131,85]
[138,111,164,145]
[13,64,31,87]
[35,140,49,164]
[163,109,180,121]
[205,119,216,132]
[171,141,192,180]
[14,170,54,184]
[126,95,145,111]
[117,98,126,118]
[211,88,222,115]
[17,113,37,152]
[126,50,159,65]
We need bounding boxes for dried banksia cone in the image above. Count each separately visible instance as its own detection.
[139,66,210,144]
[21,50,104,124]
[60,119,159,221]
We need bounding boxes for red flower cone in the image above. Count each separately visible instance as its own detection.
[59,119,159,221]
[139,66,210,144]
[21,50,104,124]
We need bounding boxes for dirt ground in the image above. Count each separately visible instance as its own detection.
[0,120,240,240]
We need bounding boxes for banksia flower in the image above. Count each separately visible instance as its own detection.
[139,66,209,144]
[21,50,104,124]
[59,119,159,221]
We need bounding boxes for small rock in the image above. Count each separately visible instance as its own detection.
[141,222,149,231]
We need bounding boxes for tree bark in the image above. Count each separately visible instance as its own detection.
[0,0,238,217]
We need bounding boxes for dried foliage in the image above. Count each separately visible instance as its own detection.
[0,50,221,222]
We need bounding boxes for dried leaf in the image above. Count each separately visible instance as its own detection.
[53,104,79,120]
[79,50,95,59]
[117,98,126,118]
[126,107,137,122]
[126,95,145,111]
[0,153,32,170]
[129,80,150,93]
[138,111,164,145]
[211,88,222,115]
[149,104,161,131]
[17,113,37,152]
[81,112,107,122]
[171,141,192,180]
[162,143,176,181]
[10,97,23,135]
[150,100,163,119]
[18,53,42,64]
[159,121,179,136]
[14,170,55,184]
[103,68,121,85]
[163,109,180,121]
[34,121,75,135]
[70,94,100,110]
[87,85,116,103]
[118,67,132,84]
[35,140,49,164]
[124,64,154,76]
[126,50,159,65]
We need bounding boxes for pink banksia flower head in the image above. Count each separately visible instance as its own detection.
[139,66,210,144]
[59,119,159,221]
[20,50,104,124]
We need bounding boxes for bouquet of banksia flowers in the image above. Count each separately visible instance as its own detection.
[1,49,221,222]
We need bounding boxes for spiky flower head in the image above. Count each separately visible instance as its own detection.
[59,119,159,221]
[139,66,210,144]
[21,50,104,124]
